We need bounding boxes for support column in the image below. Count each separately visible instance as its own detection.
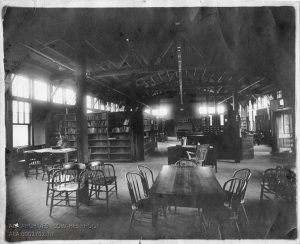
[233,88,240,163]
[75,37,88,164]
[5,88,13,151]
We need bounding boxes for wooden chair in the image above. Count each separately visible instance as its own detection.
[137,164,154,197]
[49,163,86,216]
[186,144,217,172]
[260,166,295,203]
[126,171,167,231]
[233,168,252,224]
[41,153,64,181]
[24,151,43,179]
[174,159,198,167]
[233,168,251,182]
[220,177,247,238]
[87,161,117,209]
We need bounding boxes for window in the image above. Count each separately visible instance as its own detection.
[66,89,76,105]
[52,86,63,104]
[93,97,100,110]
[207,107,215,114]
[12,100,31,147]
[33,80,48,101]
[100,100,105,110]
[277,90,282,99]
[86,95,92,109]
[12,75,30,98]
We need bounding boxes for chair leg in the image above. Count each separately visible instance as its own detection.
[115,181,118,197]
[49,191,54,217]
[76,191,79,216]
[36,167,38,179]
[240,203,250,225]
[129,210,136,231]
[46,184,50,206]
[235,220,242,239]
[106,185,109,210]
[260,188,264,204]
[66,192,69,206]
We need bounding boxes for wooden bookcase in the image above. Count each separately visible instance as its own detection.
[87,112,109,161]
[143,112,158,155]
[87,111,133,162]
[53,113,78,148]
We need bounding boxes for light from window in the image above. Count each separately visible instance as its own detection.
[12,75,30,98]
[52,86,63,104]
[277,90,282,99]
[12,100,31,147]
[208,115,213,126]
[33,80,48,101]
[13,125,29,147]
[207,107,215,114]
[100,100,105,110]
[199,106,207,115]
[93,98,99,109]
[13,100,30,124]
[217,105,225,114]
[86,95,92,108]
[220,114,224,126]
[66,89,76,105]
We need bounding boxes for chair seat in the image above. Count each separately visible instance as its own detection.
[53,182,79,192]
[132,197,152,211]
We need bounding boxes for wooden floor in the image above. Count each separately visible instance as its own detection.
[5,138,297,241]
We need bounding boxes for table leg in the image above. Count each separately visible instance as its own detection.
[65,153,69,164]
[152,196,158,231]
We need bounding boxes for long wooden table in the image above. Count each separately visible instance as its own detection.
[151,165,226,229]
[24,147,77,164]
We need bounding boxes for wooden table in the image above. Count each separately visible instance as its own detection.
[24,147,77,164]
[151,165,226,229]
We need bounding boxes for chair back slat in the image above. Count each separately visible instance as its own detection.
[223,178,247,209]
[137,165,154,196]
[126,172,147,206]
[233,168,252,182]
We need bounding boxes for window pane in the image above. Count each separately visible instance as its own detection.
[13,125,29,147]
[24,102,30,113]
[34,80,48,101]
[86,95,92,108]
[94,97,99,109]
[52,86,63,104]
[12,75,30,98]
[66,89,76,105]
[24,113,30,124]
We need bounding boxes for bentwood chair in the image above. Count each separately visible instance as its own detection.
[24,151,43,179]
[86,161,118,209]
[126,172,167,231]
[49,163,86,216]
[220,177,247,238]
[232,168,252,224]
[260,166,296,203]
[174,159,198,167]
[137,164,154,197]
[42,153,64,181]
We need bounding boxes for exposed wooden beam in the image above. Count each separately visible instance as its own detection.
[154,40,174,65]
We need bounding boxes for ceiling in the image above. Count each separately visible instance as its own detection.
[3,7,296,107]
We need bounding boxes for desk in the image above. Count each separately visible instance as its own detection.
[24,148,77,164]
[151,165,226,229]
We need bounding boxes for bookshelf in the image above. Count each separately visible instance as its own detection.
[87,112,109,161]
[87,112,133,161]
[53,113,78,148]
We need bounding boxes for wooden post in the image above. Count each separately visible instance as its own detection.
[232,88,240,163]
[5,88,13,151]
[75,31,88,164]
